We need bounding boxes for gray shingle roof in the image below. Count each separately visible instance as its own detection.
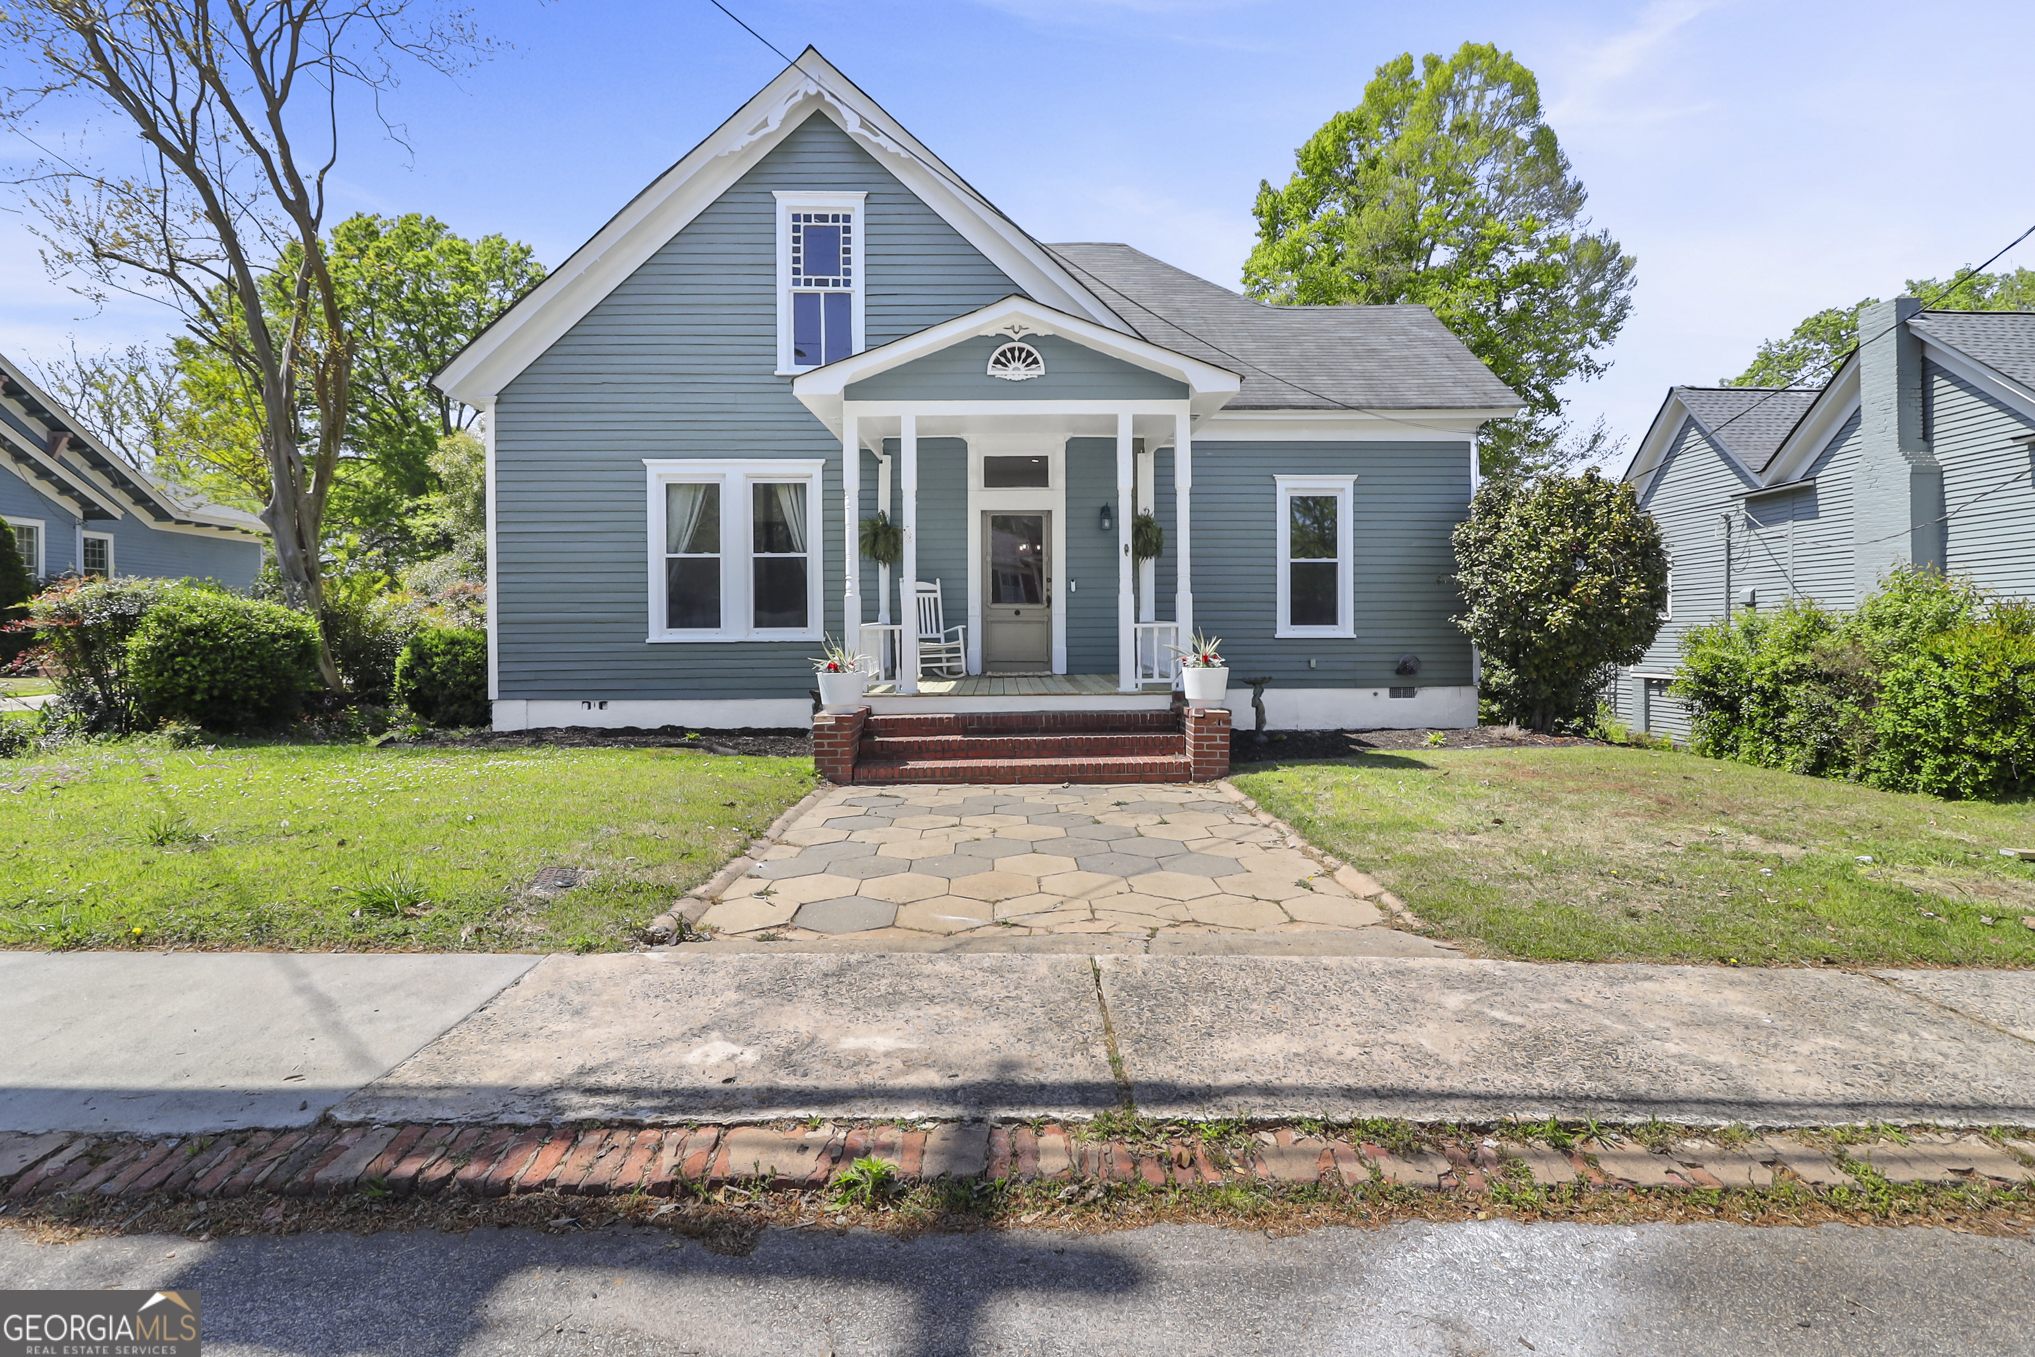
[1908,310,2035,388]
[1674,386,1821,473]
[1044,243,1521,412]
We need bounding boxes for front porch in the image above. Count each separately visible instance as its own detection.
[859,672,1176,715]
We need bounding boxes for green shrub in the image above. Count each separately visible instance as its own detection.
[0,517,31,610]
[393,626,488,727]
[25,577,185,732]
[126,591,322,733]
[1872,618,2035,799]
[321,575,424,705]
[1672,600,1873,777]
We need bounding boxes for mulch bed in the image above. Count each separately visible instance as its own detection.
[1232,726,1605,763]
[391,726,813,758]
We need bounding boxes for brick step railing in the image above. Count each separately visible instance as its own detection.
[814,705,1230,784]
[6,1122,2028,1203]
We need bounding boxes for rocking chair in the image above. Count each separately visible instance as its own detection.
[913,579,968,678]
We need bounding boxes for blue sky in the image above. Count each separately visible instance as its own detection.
[5,0,2035,465]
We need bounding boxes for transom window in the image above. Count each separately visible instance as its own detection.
[981,455,1050,488]
[646,460,824,641]
[1274,475,1354,637]
[776,192,866,373]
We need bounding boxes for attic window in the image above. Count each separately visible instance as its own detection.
[776,192,866,373]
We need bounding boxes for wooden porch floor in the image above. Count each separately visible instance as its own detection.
[863,672,1155,698]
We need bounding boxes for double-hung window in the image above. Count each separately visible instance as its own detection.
[81,531,114,579]
[775,191,865,373]
[8,519,42,578]
[647,460,823,641]
[1274,475,1355,637]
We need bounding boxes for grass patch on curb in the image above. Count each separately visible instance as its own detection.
[0,741,815,952]
[1232,746,2035,966]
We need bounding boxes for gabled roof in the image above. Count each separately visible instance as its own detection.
[0,351,265,538]
[434,49,1128,407]
[790,295,1242,433]
[1671,386,1822,473]
[1907,309,2035,388]
[1044,243,1522,412]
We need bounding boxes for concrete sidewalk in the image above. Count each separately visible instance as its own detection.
[0,952,536,1134]
[7,948,2035,1135]
[334,951,2035,1129]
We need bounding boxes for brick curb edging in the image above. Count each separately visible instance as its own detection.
[642,782,835,942]
[1213,779,1429,930]
[5,1123,2031,1204]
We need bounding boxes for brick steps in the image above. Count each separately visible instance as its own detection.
[5,1123,2026,1203]
[853,753,1196,784]
[813,705,1231,784]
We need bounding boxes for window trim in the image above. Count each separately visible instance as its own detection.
[80,529,114,579]
[773,190,867,376]
[1273,474,1355,639]
[643,459,826,642]
[7,518,44,578]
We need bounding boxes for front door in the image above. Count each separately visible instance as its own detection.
[982,511,1052,673]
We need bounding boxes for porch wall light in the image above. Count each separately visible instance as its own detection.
[1099,502,1114,533]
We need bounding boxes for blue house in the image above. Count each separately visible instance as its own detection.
[437,52,1518,772]
[1,352,266,587]
[1614,299,2035,740]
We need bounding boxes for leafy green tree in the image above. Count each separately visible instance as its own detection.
[158,213,543,568]
[1244,42,1636,476]
[1723,267,2035,388]
[0,520,32,611]
[1452,470,1669,732]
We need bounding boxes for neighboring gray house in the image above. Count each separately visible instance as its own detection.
[0,352,266,587]
[1615,299,2035,739]
[437,51,1519,736]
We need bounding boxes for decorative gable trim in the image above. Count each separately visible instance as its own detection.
[435,49,1126,407]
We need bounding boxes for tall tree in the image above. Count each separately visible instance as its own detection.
[1,1,488,689]
[1245,42,1636,476]
[30,341,177,471]
[1723,267,2035,389]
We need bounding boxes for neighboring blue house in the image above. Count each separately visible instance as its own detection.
[1,352,265,587]
[438,51,1519,741]
[1615,299,2035,740]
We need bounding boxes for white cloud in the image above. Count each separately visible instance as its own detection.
[1543,0,1728,129]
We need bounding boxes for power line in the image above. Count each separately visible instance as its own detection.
[703,1,1506,441]
[1705,220,2035,441]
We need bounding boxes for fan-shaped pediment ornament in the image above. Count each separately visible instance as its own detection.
[987,341,1045,382]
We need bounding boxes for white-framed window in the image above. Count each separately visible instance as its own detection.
[774,191,866,374]
[1274,475,1355,638]
[644,459,824,642]
[1662,566,1674,621]
[81,531,113,579]
[7,518,42,578]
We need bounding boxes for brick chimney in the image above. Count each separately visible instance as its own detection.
[1852,297,1944,595]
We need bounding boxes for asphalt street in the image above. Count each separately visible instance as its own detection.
[3,1218,2027,1355]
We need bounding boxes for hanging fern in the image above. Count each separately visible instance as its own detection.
[859,511,903,565]
[1131,511,1164,563]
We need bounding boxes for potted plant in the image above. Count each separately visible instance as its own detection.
[811,635,870,711]
[859,511,904,566]
[1172,630,1229,704]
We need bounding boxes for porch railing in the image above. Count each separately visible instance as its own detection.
[858,624,904,683]
[1134,622,1180,688]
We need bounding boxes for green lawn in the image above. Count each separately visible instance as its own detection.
[0,677,55,697]
[0,742,815,952]
[1234,746,2035,966]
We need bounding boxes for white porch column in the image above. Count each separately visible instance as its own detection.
[875,452,893,626]
[1116,412,1135,691]
[1135,441,1156,624]
[899,414,920,695]
[841,413,860,662]
[1174,410,1194,648]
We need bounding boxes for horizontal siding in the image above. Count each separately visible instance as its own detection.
[0,462,259,585]
[1927,362,2035,600]
[845,334,1187,402]
[1632,418,1758,677]
[1191,439,1474,690]
[493,111,1022,701]
[1063,437,1121,674]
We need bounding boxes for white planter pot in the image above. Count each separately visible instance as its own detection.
[1181,666,1229,704]
[816,670,868,713]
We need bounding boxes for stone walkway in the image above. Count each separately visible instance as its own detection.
[692,782,1405,941]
